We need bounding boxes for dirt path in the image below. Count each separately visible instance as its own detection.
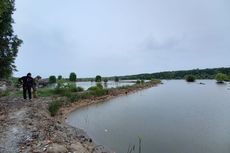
[0,97,111,153]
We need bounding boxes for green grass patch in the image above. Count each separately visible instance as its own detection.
[37,88,54,97]
[48,100,63,116]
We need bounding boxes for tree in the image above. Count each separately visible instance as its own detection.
[185,75,196,82]
[69,72,77,82]
[114,76,119,82]
[57,75,62,80]
[0,0,22,79]
[215,73,229,83]
[95,75,102,82]
[49,75,56,84]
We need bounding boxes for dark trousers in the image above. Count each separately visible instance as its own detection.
[23,87,32,99]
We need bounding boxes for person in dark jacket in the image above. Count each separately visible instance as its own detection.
[19,73,34,100]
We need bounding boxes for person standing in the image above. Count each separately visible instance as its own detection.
[32,75,41,98]
[19,73,34,100]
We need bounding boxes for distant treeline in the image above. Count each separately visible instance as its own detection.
[117,67,230,80]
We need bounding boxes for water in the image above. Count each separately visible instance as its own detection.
[76,81,135,90]
[67,80,230,153]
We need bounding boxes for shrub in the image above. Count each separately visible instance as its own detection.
[141,79,145,84]
[215,73,229,83]
[53,87,70,96]
[87,85,108,96]
[136,80,141,84]
[48,100,63,116]
[88,86,100,91]
[74,86,84,92]
[56,79,65,89]
[37,88,54,97]
[96,82,103,89]
[67,93,81,103]
[49,75,57,83]
[69,72,77,82]
[185,75,196,82]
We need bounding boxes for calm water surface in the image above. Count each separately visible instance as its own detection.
[76,81,135,90]
[67,80,230,153]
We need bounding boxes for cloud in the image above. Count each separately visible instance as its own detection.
[138,35,184,52]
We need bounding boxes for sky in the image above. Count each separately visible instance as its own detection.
[13,0,230,78]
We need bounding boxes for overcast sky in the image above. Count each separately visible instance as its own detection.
[13,0,230,78]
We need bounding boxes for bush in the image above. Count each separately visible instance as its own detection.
[88,86,100,91]
[48,100,63,116]
[73,86,84,92]
[69,72,77,82]
[136,80,141,84]
[49,75,57,83]
[92,89,108,96]
[141,79,145,84]
[87,85,108,96]
[215,73,229,83]
[67,93,81,103]
[185,75,196,82]
[37,88,54,97]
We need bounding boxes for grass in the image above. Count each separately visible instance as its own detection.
[0,90,10,97]
[48,100,63,116]
[37,88,55,97]
[45,79,161,116]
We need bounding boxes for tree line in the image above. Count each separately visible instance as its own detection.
[118,67,230,80]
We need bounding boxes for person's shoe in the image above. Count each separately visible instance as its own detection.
[29,99,32,102]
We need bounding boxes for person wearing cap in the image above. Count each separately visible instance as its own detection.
[19,73,34,100]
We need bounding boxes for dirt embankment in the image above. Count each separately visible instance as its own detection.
[0,97,111,153]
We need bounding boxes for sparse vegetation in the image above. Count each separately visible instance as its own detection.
[0,90,10,97]
[185,75,196,82]
[48,100,63,116]
[215,73,229,83]
[136,80,141,84]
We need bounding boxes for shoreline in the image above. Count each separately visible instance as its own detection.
[57,80,161,122]
[0,80,160,153]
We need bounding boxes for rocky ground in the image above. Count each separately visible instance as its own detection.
[0,96,112,153]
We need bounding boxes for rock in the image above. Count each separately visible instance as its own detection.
[69,143,87,152]
[47,143,68,153]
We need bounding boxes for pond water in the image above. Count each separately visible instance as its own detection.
[67,80,230,153]
[76,81,135,90]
